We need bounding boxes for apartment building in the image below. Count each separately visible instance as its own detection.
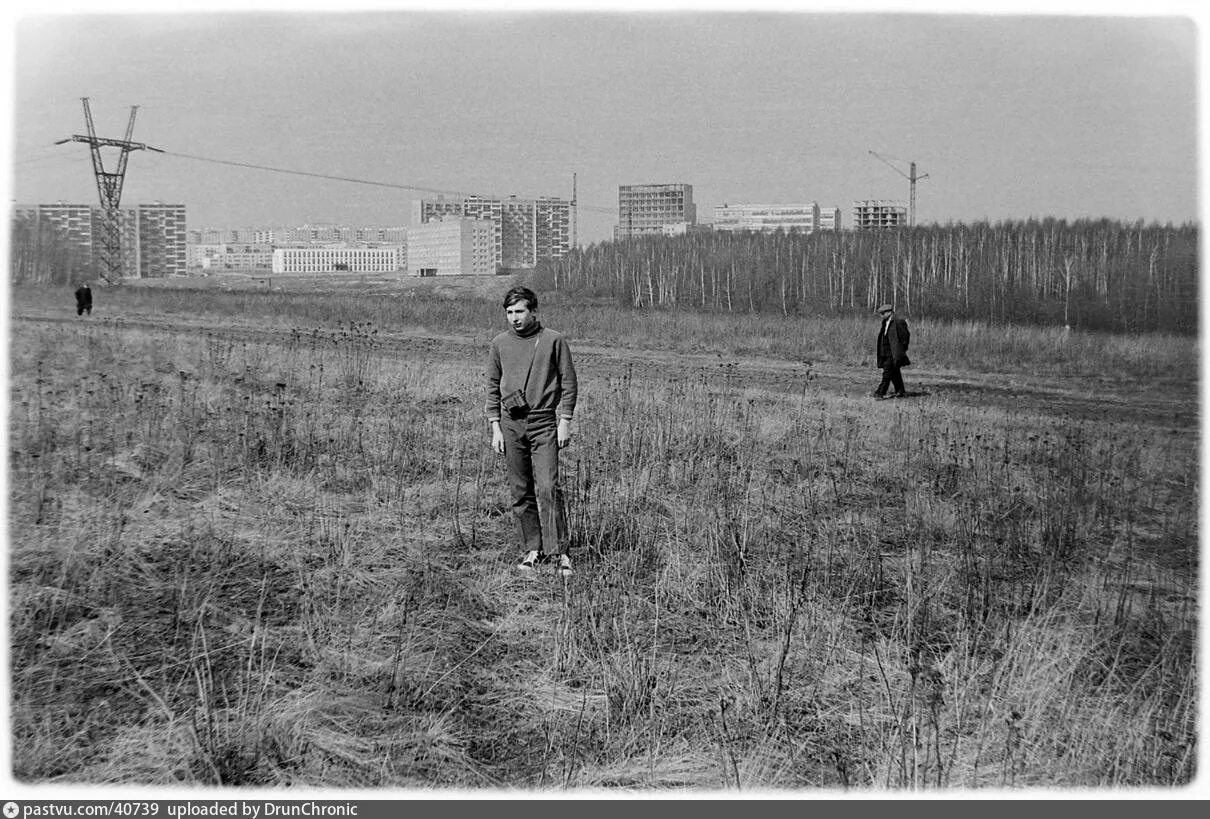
[194,244,276,271]
[271,245,402,275]
[414,194,571,270]
[535,197,572,259]
[407,218,496,277]
[502,198,537,268]
[189,227,257,245]
[33,202,181,278]
[137,203,188,278]
[852,200,907,230]
[36,203,136,274]
[35,203,95,259]
[616,183,696,239]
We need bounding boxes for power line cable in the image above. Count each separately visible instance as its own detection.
[151,150,619,215]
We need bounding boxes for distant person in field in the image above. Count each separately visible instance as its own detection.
[485,286,579,577]
[872,303,910,399]
[74,283,92,317]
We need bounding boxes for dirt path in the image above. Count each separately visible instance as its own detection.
[12,308,1198,431]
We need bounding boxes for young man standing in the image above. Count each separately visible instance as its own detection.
[485,286,578,576]
[872,303,910,399]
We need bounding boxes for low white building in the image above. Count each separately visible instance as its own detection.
[271,245,402,274]
[713,203,822,233]
[407,218,497,276]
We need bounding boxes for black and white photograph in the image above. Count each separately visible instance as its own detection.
[3,0,1202,800]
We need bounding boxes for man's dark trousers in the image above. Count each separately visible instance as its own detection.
[500,409,567,556]
[876,362,906,397]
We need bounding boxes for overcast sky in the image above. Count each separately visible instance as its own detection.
[4,3,1203,244]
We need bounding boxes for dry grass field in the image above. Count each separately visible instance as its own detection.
[6,281,1198,792]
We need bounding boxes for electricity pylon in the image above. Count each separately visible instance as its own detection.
[869,150,929,227]
[56,98,163,282]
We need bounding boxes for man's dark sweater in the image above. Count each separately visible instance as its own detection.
[485,322,578,423]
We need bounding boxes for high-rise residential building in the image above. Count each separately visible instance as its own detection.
[407,218,496,277]
[413,194,571,270]
[137,203,188,278]
[35,203,95,260]
[501,197,537,268]
[414,198,469,222]
[713,203,821,233]
[818,207,842,231]
[852,200,907,230]
[535,197,571,259]
[415,197,499,267]
[464,198,506,266]
[616,183,696,239]
[36,203,140,274]
[34,202,179,278]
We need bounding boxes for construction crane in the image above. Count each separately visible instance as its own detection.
[868,150,929,228]
[56,97,164,282]
[571,171,577,251]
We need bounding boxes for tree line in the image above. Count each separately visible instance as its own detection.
[10,211,1199,333]
[8,211,93,287]
[546,219,1198,333]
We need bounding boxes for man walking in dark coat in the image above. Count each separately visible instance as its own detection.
[872,303,910,399]
[74,283,92,316]
[485,286,579,577]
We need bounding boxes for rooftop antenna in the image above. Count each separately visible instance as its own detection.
[55,97,164,282]
[868,150,929,227]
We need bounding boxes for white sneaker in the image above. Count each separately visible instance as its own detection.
[556,554,573,578]
[518,550,540,570]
